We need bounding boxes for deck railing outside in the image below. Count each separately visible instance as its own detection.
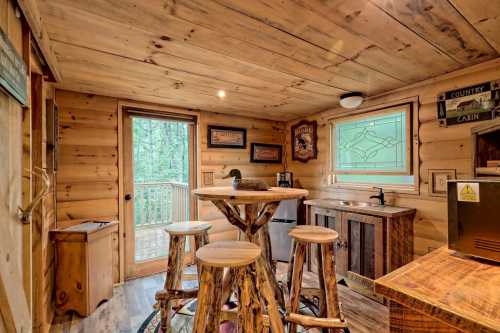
[134,181,189,228]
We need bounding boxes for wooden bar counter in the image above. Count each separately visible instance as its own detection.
[374,247,500,333]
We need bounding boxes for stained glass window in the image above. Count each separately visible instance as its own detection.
[333,107,410,175]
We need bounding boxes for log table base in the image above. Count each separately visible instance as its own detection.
[193,187,309,323]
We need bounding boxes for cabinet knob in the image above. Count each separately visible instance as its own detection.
[125,194,133,201]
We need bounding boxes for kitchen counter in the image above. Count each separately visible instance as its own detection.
[375,247,500,333]
[304,199,415,218]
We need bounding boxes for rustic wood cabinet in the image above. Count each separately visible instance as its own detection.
[305,200,415,301]
[51,221,119,316]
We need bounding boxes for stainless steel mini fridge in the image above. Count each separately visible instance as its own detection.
[269,199,297,261]
[448,179,500,262]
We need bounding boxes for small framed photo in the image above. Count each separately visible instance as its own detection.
[250,143,282,163]
[207,125,246,149]
[428,169,456,197]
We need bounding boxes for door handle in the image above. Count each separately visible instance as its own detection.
[125,194,133,201]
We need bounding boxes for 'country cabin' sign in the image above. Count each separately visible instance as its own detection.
[0,27,27,106]
[437,81,500,127]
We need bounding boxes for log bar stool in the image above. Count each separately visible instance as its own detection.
[193,241,285,333]
[155,221,211,333]
[287,225,348,333]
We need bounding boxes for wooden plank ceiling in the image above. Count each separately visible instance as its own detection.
[38,0,499,121]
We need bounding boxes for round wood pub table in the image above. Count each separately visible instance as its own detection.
[193,186,309,309]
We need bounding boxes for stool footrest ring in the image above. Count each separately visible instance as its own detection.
[155,288,199,301]
[286,313,348,329]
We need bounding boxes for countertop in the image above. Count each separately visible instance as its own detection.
[304,199,415,218]
[375,247,500,333]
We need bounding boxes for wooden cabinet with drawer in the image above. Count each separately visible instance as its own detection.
[306,200,415,301]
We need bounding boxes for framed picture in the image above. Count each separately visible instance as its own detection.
[428,169,456,197]
[250,143,282,163]
[207,125,246,149]
[437,80,500,127]
[291,120,317,162]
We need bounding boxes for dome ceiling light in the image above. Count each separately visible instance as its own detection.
[339,92,364,109]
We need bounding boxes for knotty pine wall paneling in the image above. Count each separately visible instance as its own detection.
[0,1,55,331]
[55,90,287,281]
[286,58,500,258]
[198,112,286,241]
[55,90,121,284]
[0,2,30,331]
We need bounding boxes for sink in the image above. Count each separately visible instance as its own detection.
[337,200,380,207]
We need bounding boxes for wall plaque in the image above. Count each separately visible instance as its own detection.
[291,120,317,162]
[437,81,500,127]
[0,27,27,105]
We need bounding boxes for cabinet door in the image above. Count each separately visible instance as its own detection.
[311,207,346,276]
[342,212,384,280]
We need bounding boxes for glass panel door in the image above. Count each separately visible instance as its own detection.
[124,112,195,279]
[132,116,190,262]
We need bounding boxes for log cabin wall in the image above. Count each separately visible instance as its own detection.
[55,89,286,283]
[0,0,56,332]
[286,59,500,258]
[198,112,286,241]
[55,90,122,282]
[0,1,26,330]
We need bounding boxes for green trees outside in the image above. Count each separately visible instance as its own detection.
[132,117,190,227]
[132,117,189,183]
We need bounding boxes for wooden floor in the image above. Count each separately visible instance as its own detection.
[50,263,389,333]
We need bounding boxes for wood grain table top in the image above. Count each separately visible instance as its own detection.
[375,247,500,333]
[193,186,308,204]
[288,225,339,244]
[195,241,261,268]
[304,199,416,218]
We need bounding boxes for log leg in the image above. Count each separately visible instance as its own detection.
[245,203,259,242]
[287,239,297,291]
[236,266,264,333]
[194,231,209,280]
[193,265,216,333]
[321,242,341,333]
[316,243,328,333]
[258,255,285,309]
[255,260,285,333]
[206,268,224,333]
[258,223,276,274]
[160,235,186,333]
[221,267,237,305]
[288,242,306,333]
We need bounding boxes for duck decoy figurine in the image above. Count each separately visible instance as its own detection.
[222,169,270,191]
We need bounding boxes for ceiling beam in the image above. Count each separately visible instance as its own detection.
[16,0,62,81]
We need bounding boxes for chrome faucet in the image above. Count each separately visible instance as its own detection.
[370,187,385,206]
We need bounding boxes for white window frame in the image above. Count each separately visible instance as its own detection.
[327,98,420,194]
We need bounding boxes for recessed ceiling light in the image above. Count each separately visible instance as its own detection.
[217,90,226,99]
[340,92,364,109]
